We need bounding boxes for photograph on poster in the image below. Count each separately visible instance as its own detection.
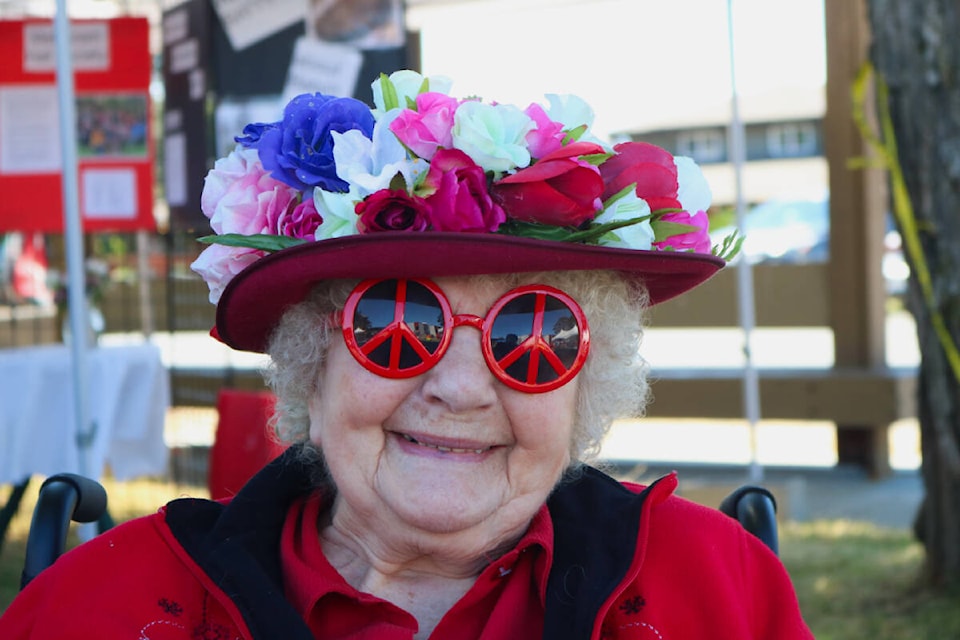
[76,93,149,159]
[307,0,404,48]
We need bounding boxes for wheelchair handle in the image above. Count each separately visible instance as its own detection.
[719,485,779,556]
[20,473,107,590]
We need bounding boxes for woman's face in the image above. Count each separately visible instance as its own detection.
[308,275,579,538]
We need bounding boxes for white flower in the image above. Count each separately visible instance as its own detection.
[313,186,362,240]
[332,111,428,197]
[371,70,453,115]
[452,101,535,173]
[594,190,655,250]
[545,94,594,131]
[675,155,712,213]
[543,94,608,148]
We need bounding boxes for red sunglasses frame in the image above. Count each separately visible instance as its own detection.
[338,278,590,393]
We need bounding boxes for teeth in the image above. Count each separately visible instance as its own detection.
[401,434,487,454]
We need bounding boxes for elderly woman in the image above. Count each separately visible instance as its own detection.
[0,71,812,639]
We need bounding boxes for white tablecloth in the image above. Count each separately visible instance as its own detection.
[0,343,170,484]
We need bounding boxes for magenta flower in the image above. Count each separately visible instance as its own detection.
[389,92,459,160]
[269,194,323,240]
[524,102,565,159]
[655,210,712,253]
[421,148,506,232]
[356,189,431,233]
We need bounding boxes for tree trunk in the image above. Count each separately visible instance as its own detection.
[866,0,960,586]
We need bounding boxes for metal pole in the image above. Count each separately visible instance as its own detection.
[136,230,154,337]
[54,0,95,478]
[726,0,763,482]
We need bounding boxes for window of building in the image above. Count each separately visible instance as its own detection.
[765,122,818,158]
[675,129,726,163]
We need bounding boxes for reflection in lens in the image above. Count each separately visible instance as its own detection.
[489,293,581,384]
[402,280,445,356]
[352,279,446,370]
[352,280,399,348]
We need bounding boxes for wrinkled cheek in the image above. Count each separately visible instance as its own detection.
[307,395,327,447]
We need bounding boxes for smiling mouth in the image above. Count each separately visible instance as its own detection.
[399,433,492,455]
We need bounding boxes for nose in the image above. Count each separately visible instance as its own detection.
[420,324,499,412]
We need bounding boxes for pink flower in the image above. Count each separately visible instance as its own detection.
[388,92,459,160]
[201,146,300,236]
[190,243,264,304]
[655,210,712,253]
[524,102,565,159]
[356,189,431,233]
[491,141,605,227]
[600,142,681,212]
[269,194,323,240]
[421,149,506,232]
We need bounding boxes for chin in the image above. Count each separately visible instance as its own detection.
[392,497,495,535]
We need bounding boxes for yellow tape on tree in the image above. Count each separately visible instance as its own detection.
[852,62,960,385]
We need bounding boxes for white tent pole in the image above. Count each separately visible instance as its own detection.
[726,0,763,483]
[54,0,95,479]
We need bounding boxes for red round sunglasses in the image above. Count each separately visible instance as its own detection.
[335,278,590,393]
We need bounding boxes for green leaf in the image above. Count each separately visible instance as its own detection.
[600,184,636,213]
[581,152,613,166]
[652,220,699,242]
[562,124,588,144]
[198,234,308,252]
[379,73,400,111]
[388,172,408,192]
[497,215,653,245]
[567,215,652,244]
[496,221,582,242]
[713,230,745,261]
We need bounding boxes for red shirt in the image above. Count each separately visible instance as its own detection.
[280,492,554,639]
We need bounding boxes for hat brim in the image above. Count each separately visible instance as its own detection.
[214,232,724,352]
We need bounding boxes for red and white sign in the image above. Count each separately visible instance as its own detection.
[0,17,155,232]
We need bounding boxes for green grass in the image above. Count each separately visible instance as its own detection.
[780,520,960,639]
[3,479,960,638]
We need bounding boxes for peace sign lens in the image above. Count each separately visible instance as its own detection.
[341,278,590,393]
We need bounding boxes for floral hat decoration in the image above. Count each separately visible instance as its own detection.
[193,70,741,353]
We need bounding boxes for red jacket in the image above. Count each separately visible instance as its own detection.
[0,447,813,639]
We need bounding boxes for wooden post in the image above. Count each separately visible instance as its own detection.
[823,0,891,476]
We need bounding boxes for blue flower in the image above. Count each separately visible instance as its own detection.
[235,122,274,146]
[251,93,376,193]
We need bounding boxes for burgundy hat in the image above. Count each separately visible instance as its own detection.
[192,70,739,354]
[213,232,723,352]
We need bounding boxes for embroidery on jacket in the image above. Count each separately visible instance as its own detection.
[618,595,646,615]
[158,598,183,617]
[600,592,666,639]
[607,621,666,639]
[136,593,239,640]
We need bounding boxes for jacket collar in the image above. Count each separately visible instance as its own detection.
[543,466,670,639]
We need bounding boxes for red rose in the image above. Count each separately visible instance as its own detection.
[356,189,431,233]
[422,149,506,232]
[491,141,605,227]
[599,141,681,211]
